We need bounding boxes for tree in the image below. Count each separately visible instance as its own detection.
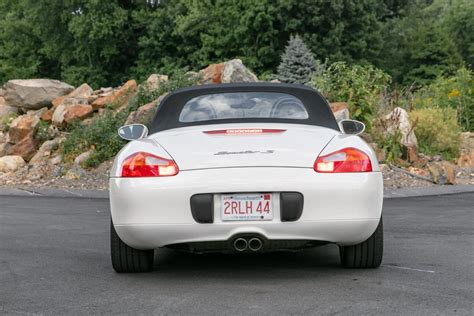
[377,2,463,85]
[276,0,385,65]
[0,0,148,88]
[404,23,462,85]
[442,0,474,68]
[1,0,463,87]
[172,0,279,72]
[277,35,315,84]
[131,0,193,79]
[0,0,64,83]
[63,1,135,87]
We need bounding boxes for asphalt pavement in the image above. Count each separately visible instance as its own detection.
[0,193,473,315]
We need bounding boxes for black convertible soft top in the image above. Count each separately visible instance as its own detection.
[149,83,338,133]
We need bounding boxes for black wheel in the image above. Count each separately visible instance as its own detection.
[110,220,154,273]
[339,217,383,268]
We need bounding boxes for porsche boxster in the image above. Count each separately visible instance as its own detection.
[110,83,383,272]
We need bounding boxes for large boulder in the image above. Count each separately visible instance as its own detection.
[222,59,258,83]
[8,114,39,144]
[125,102,156,126]
[384,107,419,163]
[200,63,226,84]
[52,83,93,112]
[199,59,258,84]
[7,136,38,161]
[92,80,137,110]
[4,79,74,110]
[125,94,166,126]
[29,138,61,165]
[329,102,350,121]
[51,83,93,108]
[0,155,26,173]
[52,103,93,126]
[43,83,94,122]
[385,107,418,148]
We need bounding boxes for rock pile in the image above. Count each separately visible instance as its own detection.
[0,78,142,179]
[0,60,263,184]
[0,60,471,188]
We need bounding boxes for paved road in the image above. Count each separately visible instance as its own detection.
[0,193,473,315]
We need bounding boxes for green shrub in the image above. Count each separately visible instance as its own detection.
[62,111,127,167]
[311,62,391,130]
[34,120,54,144]
[410,107,462,160]
[412,67,473,131]
[372,127,403,164]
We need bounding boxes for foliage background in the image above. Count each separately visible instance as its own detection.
[0,0,471,89]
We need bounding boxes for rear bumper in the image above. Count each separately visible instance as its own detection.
[110,167,383,249]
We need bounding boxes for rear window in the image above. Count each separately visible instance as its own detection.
[179,92,309,123]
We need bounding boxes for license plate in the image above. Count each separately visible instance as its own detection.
[221,193,273,221]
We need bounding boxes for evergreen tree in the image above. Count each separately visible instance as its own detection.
[277,35,316,84]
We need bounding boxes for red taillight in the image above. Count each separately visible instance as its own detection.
[314,148,372,173]
[121,152,179,177]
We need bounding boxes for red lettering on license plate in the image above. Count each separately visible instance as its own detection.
[221,194,273,221]
[223,200,271,214]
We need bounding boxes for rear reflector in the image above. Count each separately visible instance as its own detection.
[121,152,179,177]
[314,147,372,173]
[203,128,286,135]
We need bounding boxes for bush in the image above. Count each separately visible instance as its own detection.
[62,111,127,167]
[412,68,473,131]
[311,62,391,129]
[410,107,461,160]
[372,120,403,164]
[61,70,199,167]
[34,120,54,144]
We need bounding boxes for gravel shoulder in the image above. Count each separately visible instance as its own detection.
[0,161,472,199]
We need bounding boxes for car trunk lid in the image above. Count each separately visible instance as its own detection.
[151,123,338,170]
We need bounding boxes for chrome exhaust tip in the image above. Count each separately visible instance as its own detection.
[248,238,263,252]
[233,238,248,252]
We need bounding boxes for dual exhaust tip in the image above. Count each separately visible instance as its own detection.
[233,237,263,252]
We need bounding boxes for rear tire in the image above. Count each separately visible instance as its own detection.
[110,220,154,273]
[339,217,383,268]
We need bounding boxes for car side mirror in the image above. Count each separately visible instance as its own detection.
[338,119,365,135]
[118,124,148,141]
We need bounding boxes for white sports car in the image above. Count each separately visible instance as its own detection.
[110,83,383,272]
